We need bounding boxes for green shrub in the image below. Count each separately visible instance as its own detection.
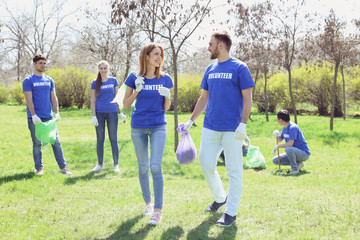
[46,66,95,109]
[11,82,25,105]
[348,65,360,102]
[0,85,10,103]
[175,73,202,112]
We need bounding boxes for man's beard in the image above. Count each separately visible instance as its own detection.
[210,49,219,59]
[210,48,219,59]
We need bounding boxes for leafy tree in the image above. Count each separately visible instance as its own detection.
[234,1,275,121]
[271,0,310,123]
[316,10,359,129]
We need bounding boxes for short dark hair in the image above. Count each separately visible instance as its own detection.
[33,54,47,63]
[212,31,232,51]
[277,110,290,122]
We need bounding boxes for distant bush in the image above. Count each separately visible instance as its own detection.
[11,82,25,105]
[348,65,360,103]
[0,85,10,103]
[175,73,202,112]
[254,62,346,116]
[46,66,95,109]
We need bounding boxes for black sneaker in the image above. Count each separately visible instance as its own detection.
[216,213,236,227]
[205,197,227,212]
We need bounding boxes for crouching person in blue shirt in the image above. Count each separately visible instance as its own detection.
[272,110,310,175]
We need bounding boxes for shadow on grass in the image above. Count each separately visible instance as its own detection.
[98,215,153,240]
[161,226,184,240]
[64,171,112,185]
[187,214,238,240]
[0,171,35,185]
[271,170,310,177]
[321,131,348,146]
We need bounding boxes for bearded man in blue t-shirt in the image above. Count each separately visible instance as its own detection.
[182,31,255,227]
[23,54,71,175]
[272,110,310,175]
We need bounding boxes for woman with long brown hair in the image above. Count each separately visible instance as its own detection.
[123,43,173,225]
[90,60,120,173]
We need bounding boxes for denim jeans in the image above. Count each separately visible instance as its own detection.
[131,125,167,209]
[199,128,243,217]
[95,112,119,165]
[272,146,310,170]
[27,118,67,170]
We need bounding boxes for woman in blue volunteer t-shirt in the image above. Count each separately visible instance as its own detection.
[123,43,174,225]
[90,60,121,173]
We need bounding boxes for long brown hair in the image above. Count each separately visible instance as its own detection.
[138,43,164,79]
[95,60,110,97]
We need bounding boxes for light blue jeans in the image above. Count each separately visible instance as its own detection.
[272,147,310,170]
[27,118,67,170]
[131,125,167,209]
[199,128,243,217]
[95,112,119,165]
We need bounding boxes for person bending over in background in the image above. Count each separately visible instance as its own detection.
[23,54,72,175]
[90,60,123,173]
[182,31,255,227]
[272,110,310,175]
[123,43,173,225]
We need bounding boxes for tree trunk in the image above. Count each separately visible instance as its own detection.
[252,69,259,99]
[264,71,269,122]
[171,45,179,152]
[341,65,346,120]
[248,69,259,120]
[330,61,340,131]
[287,68,297,123]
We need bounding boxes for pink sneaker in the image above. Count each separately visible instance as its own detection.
[149,211,162,225]
[144,204,153,216]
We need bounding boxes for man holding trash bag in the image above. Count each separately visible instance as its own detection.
[182,31,255,227]
[23,54,71,175]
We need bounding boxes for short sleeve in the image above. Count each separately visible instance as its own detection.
[23,78,32,92]
[200,66,211,90]
[50,78,55,91]
[114,78,119,87]
[238,65,255,90]
[125,73,137,89]
[289,126,299,141]
[91,80,96,90]
[165,75,174,89]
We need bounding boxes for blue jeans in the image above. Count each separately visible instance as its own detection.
[27,118,67,170]
[272,147,310,170]
[131,125,167,209]
[95,112,119,165]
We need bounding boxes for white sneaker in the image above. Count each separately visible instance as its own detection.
[297,162,304,171]
[144,204,153,216]
[289,169,299,175]
[36,168,44,175]
[149,211,162,225]
[91,165,102,172]
[113,165,120,173]
[61,167,72,175]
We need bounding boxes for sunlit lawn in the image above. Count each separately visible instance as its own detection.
[0,104,359,239]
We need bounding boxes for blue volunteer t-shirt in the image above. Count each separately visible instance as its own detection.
[201,57,255,131]
[125,73,174,128]
[23,74,55,118]
[91,77,119,113]
[281,122,311,155]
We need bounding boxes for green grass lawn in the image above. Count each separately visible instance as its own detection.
[0,104,359,240]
